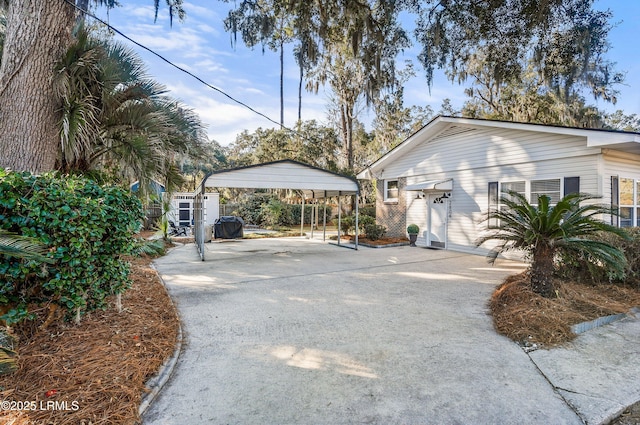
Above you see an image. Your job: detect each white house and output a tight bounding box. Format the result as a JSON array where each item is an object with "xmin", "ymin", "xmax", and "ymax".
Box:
[{"xmin": 357, "ymin": 116, "xmax": 640, "ymax": 256}]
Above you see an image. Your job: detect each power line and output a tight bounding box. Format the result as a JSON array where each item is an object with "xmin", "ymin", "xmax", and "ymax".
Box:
[{"xmin": 63, "ymin": 0, "xmax": 293, "ymax": 134}]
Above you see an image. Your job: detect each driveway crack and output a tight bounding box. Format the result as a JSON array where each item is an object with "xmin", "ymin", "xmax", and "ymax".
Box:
[{"xmin": 525, "ymin": 351, "xmax": 588, "ymax": 425}]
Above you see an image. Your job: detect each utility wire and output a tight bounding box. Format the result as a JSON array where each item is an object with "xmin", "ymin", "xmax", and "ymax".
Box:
[{"xmin": 63, "ymin": 0, "xmax": 295, "ymax": 133}]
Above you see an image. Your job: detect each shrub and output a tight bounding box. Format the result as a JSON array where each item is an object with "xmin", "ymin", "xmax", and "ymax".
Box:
[
  {"xmin": 237, "ymin": 194, "xmax": 332, "ymax": 227},
  {"xmin": 340, "ymin": 214, "xmax": 375, "ymax": 236},
  {"xmin": 359, "ymin": 205, "xmax": 376, "ymax": 218},
  {"xmin": 292, "ymin": 203, "xmax": 332, "ymax": 226},
  {"xmin": 557, "ymin": 228, "xmax": 640, "ymax": 287},
  {"xmin": 236, "ymin": 193, "xmax": 273, "ymax": 225},
  {"xmin": 0, "ymin": 169, "xmax": 143, "ymax": 324},
  {"xmin": 263, "ymin": 198, "xmax": 285, "ymax": 228},
  {"xmin": 407, "ymin": 224, "xmax": 419, "ymax": 234},
  {"xmin": 364, "ymin": 223, "xmax": 387, "ymax": 241},
  {"xmin": 340, "ymin": 215, "xmax": 354, "ymax": 235}
]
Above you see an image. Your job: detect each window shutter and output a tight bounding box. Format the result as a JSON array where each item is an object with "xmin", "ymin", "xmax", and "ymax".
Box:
[
  {"xmin": 563, "ymin": 177, "xmax": 580, "ymax": 196},
  {"xmin": 488, "ymin": 181, "xmax": 498, "ymax": 228},
  {"xmin": 611, "ymin": 176, "xmax": 619, "ymax": 226}
]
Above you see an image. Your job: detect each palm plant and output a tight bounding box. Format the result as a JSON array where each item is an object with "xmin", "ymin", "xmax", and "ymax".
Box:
[
  {"xmin": 54, "ymin": 26, "xmax": 207, "ymax": 198},
  {"xmin": 0, "ymin": 229, "xmax": 53, "ymax": 374},
  {"xmin": 0, "ymin": 229, "xmax": 53, "ymax": 263},
  {"xmin": 476, "ymin": 191, "xmax": 628, "ymax": 297}
]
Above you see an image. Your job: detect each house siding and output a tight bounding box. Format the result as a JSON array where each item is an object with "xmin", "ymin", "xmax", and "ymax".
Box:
[
  {"xmin": 378, "ymin": 127, "xmax": 601, "ymax": 181},
  {"xmin": 374, "ymin": 125, "xmax": 608, "ymax": 257},
  {"xmin": 601, "ymin": 151, "xmax": 640, "ymax": 225}
]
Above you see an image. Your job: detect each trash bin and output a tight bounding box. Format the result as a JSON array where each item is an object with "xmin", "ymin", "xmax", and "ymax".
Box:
[
  {"xmin": 214, "ymin": 216, "xmax": 244, "ymax": 239},
  {"xmin": 204, "ymin": 225, "xmax": 213, "ymax": 243}
]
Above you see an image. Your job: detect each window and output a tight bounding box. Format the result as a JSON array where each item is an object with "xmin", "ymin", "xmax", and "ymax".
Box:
[
  {"xmin": 489, "ymin": 177, "xmax": 579, "ymax": 226},
  {"xmin": 618, "ymin": 177, "xmax": 640, "ymax": 228},
  {"xmin": 500, "ymin": 181, "xmax": 525, "ymax": 204},
  {"xmin": 491, "ymin": 181, "xmax": 525, "ymax": 228},
  {"xmin": 531, "ymin": 179, "xmax": 561, "ymax": 205},
  {"xmin": 384, "ymin": 180, "xmax": 399, "ymax": 202},
  {"xmin": 178, "ymin": 202, "xmax": 191, "ymax": 227}
]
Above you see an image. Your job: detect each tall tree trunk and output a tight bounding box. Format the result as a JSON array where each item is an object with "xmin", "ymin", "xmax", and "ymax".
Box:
[
  {"xmin": 0, "ymin": 1, "xmax": 75, "ymax": 173},
  {"xmin": 298, "ymin": 55, "xmax": 303, "ymax": 122},
  {"xmin": 339, "ymin": 104, "xmax": 348, "ymax": 167},
  {"xmin": 530, "ymin": 245, "xmax": 556, "ymax": 297},
  {"xmin": 279, "ymin": 39, "xmax": 284, "ymax": 128}
]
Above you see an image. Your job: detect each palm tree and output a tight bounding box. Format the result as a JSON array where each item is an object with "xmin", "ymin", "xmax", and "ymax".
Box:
[
  {"xmin": 476, "ymin": 191, "xmax": 628, "ymax": 297},
  {"xmin": 54, "ymin": 27, "xmax": 207, "ymax": 197},
  {"xmin": 0, "ymin": 0, "xmax": 185, "ymax": 173}
]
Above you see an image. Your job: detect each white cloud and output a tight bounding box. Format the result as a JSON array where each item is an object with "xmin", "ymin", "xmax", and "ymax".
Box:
[
  {"xmin": 123, "ymin": 25, "xmax": 209, "ymax": 54},
  {"xmin": 183, "ymin": 2, "xmax": 222, "ymax": 20},
  {"xmin": 193, "ymin": 59, "xmax": 228, "ymax": 73}
]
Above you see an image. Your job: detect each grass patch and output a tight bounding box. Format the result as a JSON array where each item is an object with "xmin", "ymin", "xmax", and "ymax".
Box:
[{"xmin": 243, "ymin": 229, "xmax": 303, "ymax": 239}]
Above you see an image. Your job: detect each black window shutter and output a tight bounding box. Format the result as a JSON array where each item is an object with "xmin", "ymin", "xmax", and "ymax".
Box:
[
  {"xmin": 563, "ymin": 177, "xmax": 580, "ymax": 196},
  {"xmin": 488, "ymin": 182, "xmax": 498, "ymax": 228},
  {"xmin": 611, "ymin": 176, "xmax": 619, "ymax": 227}
]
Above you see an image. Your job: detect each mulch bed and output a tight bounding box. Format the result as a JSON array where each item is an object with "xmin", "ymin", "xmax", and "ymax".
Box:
[
  {"xmin": 340, "ymin": 235, "xmax": 409, "ymax": 246},
  {"xmin": 0, "ymin": 255, "xmax": 179, "ymax": 424},
  {"xmin": 490, "ymin": 272, "xmax": 640, "ymax": 347}
]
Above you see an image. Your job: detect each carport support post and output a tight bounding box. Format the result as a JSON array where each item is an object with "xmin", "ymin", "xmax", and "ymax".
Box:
[
  {"xmin": 322, "ymin": 191, "xmax": 327, "ymax": 241},
  {"xmin": 300, "ymin": 195, "xmax": 305, "ymax": 236},
  {"xmin": 310, "ymin": 200, "xmax": 314, "ymax": 239},
  {"xmin": 194, "ymin": 186, "xmax": 205, "ymax": 261},
  {"xmin": 337, "ymin": 194, "xmax": 342, "ymax": 246},
  {"xmin": 355, "ymin": 193, "xmax": 359, "ymax": 250}
]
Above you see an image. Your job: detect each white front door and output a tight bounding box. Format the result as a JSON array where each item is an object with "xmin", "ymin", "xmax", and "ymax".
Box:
[{"xmin": 427, "ymin": 192, "xmax": 449, "ymax": 249}]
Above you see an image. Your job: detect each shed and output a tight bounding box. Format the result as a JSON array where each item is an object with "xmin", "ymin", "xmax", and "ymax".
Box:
[
  {"xmin": 165, "ymin": 191, "xmax": 219, "ymax": 228},
  {"xmin": 193, "ymin": 160, "xmax": 360, "ymax": 260}
]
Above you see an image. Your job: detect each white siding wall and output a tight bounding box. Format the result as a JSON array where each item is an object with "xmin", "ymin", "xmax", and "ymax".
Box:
[
  {"xmin": 602, "ymin": 152, "xmax": 640, "ymax": 225},
  {"xmin": 603, "ymin": 152, "xmax": 640, "ymax": 187},
  {"xmin": 380, "ymin": 126, "xmax": 601, "ymax": 180},
  {"xmin": 390, "ymin": 126, "xmax": 603, "ymax": 258},
  {"xmin": 167, "ymin": 192, "xmax": 220, "ymax": 227}
]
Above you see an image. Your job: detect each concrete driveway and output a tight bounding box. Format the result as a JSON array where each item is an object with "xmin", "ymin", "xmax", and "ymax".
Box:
[{"xmin": 142, "ymin": 238, "xmax": 629, "ymax": 424}]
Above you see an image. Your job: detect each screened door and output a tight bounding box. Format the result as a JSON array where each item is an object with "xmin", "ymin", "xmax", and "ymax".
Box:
[{"xmin": 427, "ymin": 193, "xmax": 449, "ymax": 249}]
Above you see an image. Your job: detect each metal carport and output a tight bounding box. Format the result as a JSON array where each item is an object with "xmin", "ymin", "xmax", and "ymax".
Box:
[{"xmin": 193, "ymin": 160, "xmax": 360, "ymax": 260}]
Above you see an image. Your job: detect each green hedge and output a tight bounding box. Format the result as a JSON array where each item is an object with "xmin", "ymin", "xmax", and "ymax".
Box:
[
  {"xmin": 235, "ymin": 194, "xmax": 332, "ymax": 227},
  {"xmin": 0, "ymin": 169, "xmax": 143, "ymax": 324},
  {"xmin": 556, "ymin": 228, "xmax": 640, "ymax": 287}
]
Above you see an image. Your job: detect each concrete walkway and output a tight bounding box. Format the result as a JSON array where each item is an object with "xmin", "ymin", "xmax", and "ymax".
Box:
[{"xmin": 143, "ymin": 238, "xmax": 639, "ymax": 425}]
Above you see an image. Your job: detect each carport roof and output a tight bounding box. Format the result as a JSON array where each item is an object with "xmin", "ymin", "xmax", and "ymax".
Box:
[{"xmin": 199, "ymin": 159, "xmax": 359, "ymax": 198}]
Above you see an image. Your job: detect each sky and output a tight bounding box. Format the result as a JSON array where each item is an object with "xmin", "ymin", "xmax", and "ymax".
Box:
[{"xmin": 96, "ymin": 1, "xmax": 640, "ymax": 146}]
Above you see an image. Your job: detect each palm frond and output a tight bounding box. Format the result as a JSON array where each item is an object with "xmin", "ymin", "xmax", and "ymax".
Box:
[
  {"xmin": 0, "ymin": 230, "xmax": 54, "ymax": 263},
  {"xmin": 476, "ymin": 190, "xmax": 627, "ymax": 273}
]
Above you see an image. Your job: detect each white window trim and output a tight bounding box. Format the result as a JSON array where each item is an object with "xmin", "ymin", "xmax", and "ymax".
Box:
[
  {"xmin": 384, "ymin": 179, "xmax": 399, "ymax": 203},
  {"xmin": 498, "ymin": 178, "xmax": 563, "ymax": 205},
  {"xmin": 529, "ymin": 178, "xmax": 562, "ymax": 206},
  {"xmin": 618, "ymin": 176, "xmax": 640, "ymax": 228}
]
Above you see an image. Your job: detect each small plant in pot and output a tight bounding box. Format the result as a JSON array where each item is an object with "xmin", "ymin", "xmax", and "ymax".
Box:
[{"xmin": 407, "ymin": 224, "xmax": 419, "ymax": 247}]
